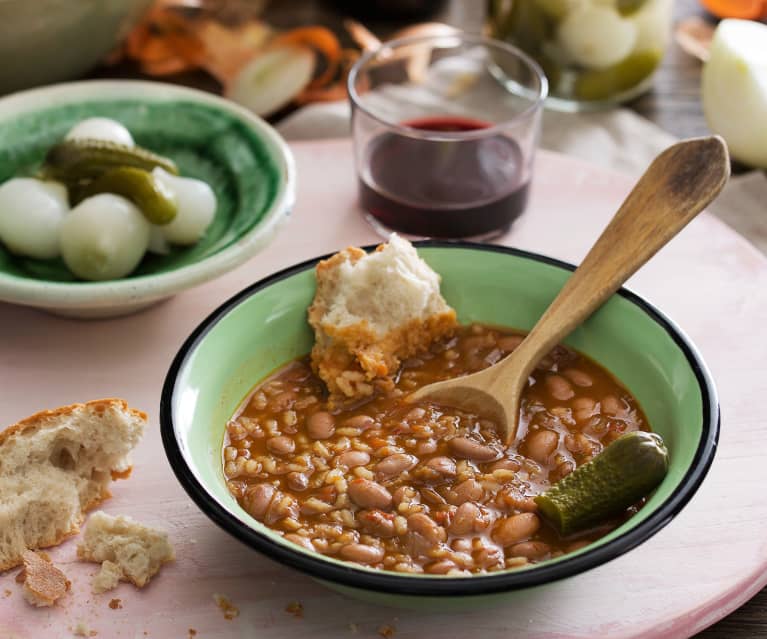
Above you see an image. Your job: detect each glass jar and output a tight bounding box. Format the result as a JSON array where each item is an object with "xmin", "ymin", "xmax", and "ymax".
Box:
[{"xmin": 486, "ymin": 0, "xmax": 673, "ymax": 110}]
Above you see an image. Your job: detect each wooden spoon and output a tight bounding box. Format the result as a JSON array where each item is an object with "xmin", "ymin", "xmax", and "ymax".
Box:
[{"xmin": 407, "ymin": 136, "xmax": 730, "ymax": 445}]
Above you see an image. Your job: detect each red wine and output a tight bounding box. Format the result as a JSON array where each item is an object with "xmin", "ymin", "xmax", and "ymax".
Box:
[{"xmin": 358, "ymin": 116, "xmax": 531, "ymax": 239}]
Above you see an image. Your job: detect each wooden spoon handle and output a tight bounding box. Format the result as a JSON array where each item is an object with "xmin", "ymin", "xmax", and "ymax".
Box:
[{"xmin": 512, "ymin": 136, "xmax": 730, "ymax": 382}]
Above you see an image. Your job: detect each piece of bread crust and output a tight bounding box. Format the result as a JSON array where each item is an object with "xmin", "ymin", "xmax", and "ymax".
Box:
[
  {"xmin": 78, "ymin": 511, "xmax": 175, "ymax": 591},
  {"xmin": 308, "ymin": 236, "xmax": 456, "ymax": 402},
  {"xmin": 18, "ymin": 550, "xmax": 70, "ymax": 607},
  {"xmin": 0, "ymin": 399, "xmax": 146, "ymax": 572}
]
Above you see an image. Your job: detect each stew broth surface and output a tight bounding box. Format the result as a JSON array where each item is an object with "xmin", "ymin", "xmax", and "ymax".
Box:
[{"xmin": 223, "ymin": 323, "xmax": 649, "ymax": 575}]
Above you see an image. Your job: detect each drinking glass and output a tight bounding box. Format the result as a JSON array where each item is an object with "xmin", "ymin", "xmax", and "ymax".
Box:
[{"xmin": 347, "ymin": 33, "xmax": 547, "ymax": 240}]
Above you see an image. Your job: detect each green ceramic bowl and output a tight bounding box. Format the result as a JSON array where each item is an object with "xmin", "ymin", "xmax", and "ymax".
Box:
[
  {"xmin": 160, "ymin": 243, "xmax": 718, "ymax": 608},
  {"xmin": 0, "ymin": 80, "xmax": 294, "ymax": 318}
]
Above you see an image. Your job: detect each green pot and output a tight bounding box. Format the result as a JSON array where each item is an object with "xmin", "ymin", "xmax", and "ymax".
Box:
[{"xmin": 160, "ymin": 242, "xmax": 718, "ymax": 609}]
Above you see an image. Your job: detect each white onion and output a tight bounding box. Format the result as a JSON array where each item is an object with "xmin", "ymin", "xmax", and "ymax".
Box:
[
  {"xmin": 226, "ymin": 44, "xmax": 315, "ymax": 117},
  {"xmin": 152, "ymin": 168, "xmax": 216, "ymax": 245},
  {"xmin": 0, "ymin": 178, "xmax": 69, "ymax": 259},
  {"xmin": 66, "ymin": 117, "xmax": 135, "ymax": 147},
  {"xmin": 558, "ymin": 5, "xmax": 637, "ymax": 70},
  {"xmin": 60, "ymin": 194, "xmax": 150, "ymax": 281},
  {"xmin": 630, "ymin": 0, "xmax": 673, "ymax": 53},
  {"xmin": 702, "ymin": 19, "xmax": 767, "ymax": 168}
]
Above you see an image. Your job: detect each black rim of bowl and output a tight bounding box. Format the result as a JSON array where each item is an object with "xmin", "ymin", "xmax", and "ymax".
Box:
[{"xmin": 160, "ymin": 241, "xmax": 720, "ymax": 597}]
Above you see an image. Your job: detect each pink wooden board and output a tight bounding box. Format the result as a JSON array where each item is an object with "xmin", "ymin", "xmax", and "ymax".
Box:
[{"xmin": 1, "ymin": 138, "xmax": 766, "ymax": 639}]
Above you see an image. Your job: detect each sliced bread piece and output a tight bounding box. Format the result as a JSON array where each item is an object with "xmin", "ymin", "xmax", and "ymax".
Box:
[
  {"xmin": 78, "ymin": 511, "xmax": 174, "ymax": 590},
  {"xmin": 18, "ymin": 550, "xmax": 70, "ymax": 607},
  {"xmin": 0, "ymin": 399, "xmax": 146, "ymax": 572},
  {"xmin": 308, "ymin": 234, "xmax": 457, "ymax": 401}
]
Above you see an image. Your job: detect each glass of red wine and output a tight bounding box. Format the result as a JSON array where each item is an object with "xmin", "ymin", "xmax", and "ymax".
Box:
[{"xmin": 348, "ymin": 33, "xmax": 547, "ymax": 240}]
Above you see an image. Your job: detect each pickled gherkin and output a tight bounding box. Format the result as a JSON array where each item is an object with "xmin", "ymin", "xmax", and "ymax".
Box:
[
  {"xmin": 574, "ymin": 50, "xmax": 662, "ymax": 101},
  {"xmin": 616, "ymin": 0, "xmax": 649, "ymax": 16},
  {"xmin": 44, "ymin": 138, "xmax": 178, "ymax": 183},
  {"xmin": 75, "ymin": 167, "xmax": 178, "ymax": 225},
  {"xmin": 535, "ymin": 431, "xmax": 669, "ymax": 536}
]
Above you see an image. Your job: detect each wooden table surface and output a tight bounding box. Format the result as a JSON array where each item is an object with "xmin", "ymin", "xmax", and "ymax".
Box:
[{"xmin": 76, "ymin": 1, "xmax": 767, "ymax": 636}]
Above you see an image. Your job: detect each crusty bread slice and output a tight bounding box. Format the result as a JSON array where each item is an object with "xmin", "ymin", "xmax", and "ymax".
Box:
[
  {"xmin": 78, "ymin": 511, "xmax": 174, "ymax": 591},
  {"xmin": 18, "ymin": 550, "xmax": 70, "ymax": 607},
  {"xmin": 0, "ymin": 399, "xmax": 146, "ymax": 572},
  {"xmin": 308, "ymin": 234, "xmax": 457, "ymax": 401}
]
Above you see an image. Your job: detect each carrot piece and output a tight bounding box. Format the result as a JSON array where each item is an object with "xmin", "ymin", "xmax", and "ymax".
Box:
[
  {"xmin": 700, "ymin": 0, "xmax": 767, "ymax": 18},
  {"xmin": 274, "ymin": 26, "xmax": 342, "ymax": 89},
  {"xmin": 141, "ymin": 56, "xmax": 197, "ymax": 76}
]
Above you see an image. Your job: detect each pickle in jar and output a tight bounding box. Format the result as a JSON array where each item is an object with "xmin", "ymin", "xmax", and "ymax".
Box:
[{"xmin": 574, "ymin": 49, "xmax": 662, "ymax": 101}]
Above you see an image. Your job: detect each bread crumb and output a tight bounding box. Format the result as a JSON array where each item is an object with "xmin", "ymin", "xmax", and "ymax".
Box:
[
  {"xmin": 188, "ymin": 630, "xmax": 197, "ymax": 638},
  {"xmin": 108, "ymin": 598, "xmax": 122, "ymax": 609},
  {"xmin": 378, "ymin": 624, "xmax": 396, "ymax": 638},
  {"xmin": 213, "ymin": 593, "xmax": 239, "ymax": 620},
  {"xmin": 73, "ymin": 621, "xmax": 92, "ymax": 637},
  {"xmin": 78, "ymin": 511, "xmax": 174, "ymax": 591},
  {"xmin": 308, "ymin": 235, "xmax": 456, "ymax": 403},
  {"xmin": 92, "ymin": 560, "xmax": 122, "ymax": 594},
  {"xmin": 19, "ymin": 550, "xmax": 70, "ymax": 607},
  {"xmin": 3, "ymin": 588, "xmax": 11, "ymax": 597},
  {"xmin": 285, "ymin": 600, "xmax": 303, "ymax": 618}
]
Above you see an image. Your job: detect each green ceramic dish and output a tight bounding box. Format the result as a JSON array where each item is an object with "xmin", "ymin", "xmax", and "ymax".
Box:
[
  {"xmin": 0, "ymin": 80, "xmax": 294, "ymax": 317},
  {"xmin": 160, "ymin": 243, "xmax": 718, "ymax": 608}
]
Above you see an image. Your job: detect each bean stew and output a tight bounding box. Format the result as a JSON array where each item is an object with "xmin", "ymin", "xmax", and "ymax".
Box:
[{"xmin": 223, "ymin": 323, "xmax": 650, "ymax": 575}]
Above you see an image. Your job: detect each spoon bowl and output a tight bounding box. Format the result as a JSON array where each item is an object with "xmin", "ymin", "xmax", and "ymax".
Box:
[{"xmin": 408, "ymin": 136, "xmax": 730, "ymax": 443}]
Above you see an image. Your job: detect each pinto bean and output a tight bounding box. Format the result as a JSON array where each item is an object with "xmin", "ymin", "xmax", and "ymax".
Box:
[
  {"xmin": 335, "ymin": 450, "xmax": 370, "ymax": 468},
  {"xmin": 286, "ymin": 471, "xmax": 309, "ymax": 491},
  {"xmin": 449, "ymin": 437, "xmax": 499, "ymax": 461},
  {"xmin": 545, "ymin": 374, "xmax": 575, "ymax": 401},
  {"xmin": 474, "ymin": 544, "xmax": 504, "ymax": 570},
  {"xmin": 339, "ymin": 543, "xmax": 384, "ymax": 564},
  {"xmin": 525, "ymin": 429, "xmax": 559, "ymax": 464},
  {"xmin": 407, "ymin": 513, "xmax": 447, "ymax": 544},
  {"xmin": 242, "ymin": 483, "xmax": 275, "ymax": 519},
  {"xmin": 269, "ymin": 390, "xmax": 296, "ymax": 411},
  {"xmin": 489, "ymin": 458, "xmax": 521, "ymax": 472},
  {"xmin": 392, "ymin": 485, "xmax": 419, "ymax": 506},
  {"xmin": 416, "ymin": 439, "xmax": 437, "ymax": 455},
  {"xmin": 266, "ymin": 436, "xmax": 295, "ymax": 455},
  {"xmin": 425, "ymin": 560, "xmax": 456, "ymax": 574},
  {"xmin": 493, "ymin": 513, "xmax": 541, "ymax": 547},
  {"xmin": 376, "ymin": 453, "xmax": 418, "ymax": 479},
  {"xmin": 342, "ymin": 414, "xmax": 376, "ymax": 430},
  {"xmin": 425, "ymin": 456, "xmax": 457, "ymax": 476},
  {"xmin": 449, "ymin": 502, "xmax": 482, "ymax": 535},
  {"xmin": 306, "ymin": 411, "xmax": 335, "ymax": 439},
  {"xmin": 405, "ymin": 407, "xmax": 426, "ymax": 421},
  {"xmin": 509, "ymin": 541, "xmax": 550, "ymax": 559},
  {"xmin": 449, "ymin": 478, "xmax": 484, "ymax": 505},
  {"xmin": 284, "ymin": 533, "xmax": 314, "ymax": 550},
  {"xmin": 563, "ymin": 368, "xmax": 593, "ymax": 387},
  {"xmin": 600, "ymin": 395, "xmax": 623, "ymax": 416},
  {"xmin": 358, "ymin": 510, "xmax": 396, "ymax": 538},
  {"xmin": 348, "ymin": 478, "xmax": 392, "ymax": 510},
  {"xmin": 264, "ymin": 492, "xmax": 298, "ymax": 523}
]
